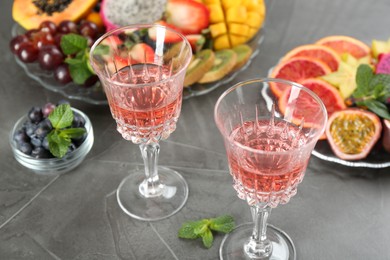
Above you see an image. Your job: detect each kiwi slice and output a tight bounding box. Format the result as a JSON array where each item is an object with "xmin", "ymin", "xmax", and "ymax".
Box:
[
  {"xmin": 198, "ymin": 49, "xmax": 237, "ymax": 84},
  {"xmin": 232, "ymin": 44, "xmax": 253, "ymax": 70},
  {"xmin": 184, "ymin": 49, "xmax": 215, "ymax": 87}
]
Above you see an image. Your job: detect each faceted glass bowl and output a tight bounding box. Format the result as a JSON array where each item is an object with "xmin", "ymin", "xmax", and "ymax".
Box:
[{"xmin": 9, "ymin": 108, "xmax": 94, "ymax": 175}]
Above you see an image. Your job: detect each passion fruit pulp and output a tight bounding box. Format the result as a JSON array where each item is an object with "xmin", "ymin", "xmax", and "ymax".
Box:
[{"xmin": 326, "ymin": 109, "xmax": 382, "ymax": 161}]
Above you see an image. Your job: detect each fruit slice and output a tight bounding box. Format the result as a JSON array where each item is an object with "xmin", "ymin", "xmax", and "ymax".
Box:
[
  {"xmin": 198, "ymin": 49, "xmax": 237, "ymax": 83},
  {"xmin": 13, "ymin": 0, "xmax": 98, "ymax": 30},
  {"xmin": 321, "ymin": 54, "xmax": 371, "ymax": 99},
  {"xmin": 149, "ymin": 21, "xmax": 183, "ymax": 43},
  {"xmin": 372, "ymin": 38, "xmax": 390, "ymax": 58},
  {"xmin": 232, "ymin": 44, "xmax": 253, "ymax": 70},
  {"xmin": 205, "ymin": 0, "xmax": 266, "ymax": 50},
  {"xmin": 383, "ymin": 119, "xmax": 390, "ymax": 153},
  {"xmin": 186, "ymin": 34, "xmax": 206, "ymax": 53},
  {"xmin": 269, "ymin": 57, "xmax": 332, "ymax": 97},
  {"xmin": 315, "ymin": 35, "xmax": 371, "ymax": 59},
  {"xmin": 326, "ymin": 109, "xmax": 382, "ymax": 160},
  {"xmin": 184, "ymin": 49, "xmax": 215, "ymax": 86},
  {"xmin": 281, "ymin": 44, "xmax": 340, "ymax": 71},
  {"xmin": 376, "ymin": 53, "xmax": 390, "ymax": 74},
  {"xmin": 100, "ymin": 0, "xmax": 166, "ymax": 31},
  {"xmin": 166, "ymin": 0, "xmax": 210, "ymax": 35}
]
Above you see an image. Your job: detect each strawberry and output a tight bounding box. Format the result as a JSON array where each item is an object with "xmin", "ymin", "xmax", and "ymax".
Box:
[
  {"xmin": 166, "ymin": 0, "xmax": 210, "ymax": 35},
  {"xmin": 185, "ymin": 34, "xmax": 205, "ymax": 53},
  {"xmin": 130, "ymin": 43, "xmax": 155, "ymax": 63},
  {"xmin": 148, "ymin": 20, "xmax": 183, "ymax": 43}
]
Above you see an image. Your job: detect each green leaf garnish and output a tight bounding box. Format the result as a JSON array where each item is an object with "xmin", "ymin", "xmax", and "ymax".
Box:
[
  {"xmin": 352, "ymin": 64, "xmax": 390, "ymax": 120},
  {"xmin": 48, "ymin": 104, "xmax": 74, "ymax": 129},
  {"xmin": 178, "ymin": 215, "xmax": 235, "ymax": 248},
  {"xmin": 61, "ymin": 34, "xmax": 88, "ymax": 55},
  {"xmin": 47, "ymin": 104, "xmax": 86, "ymax": 158},
  {"xmin": 60, "ymin": 34, "xmax": 96, "ymax": 85}
]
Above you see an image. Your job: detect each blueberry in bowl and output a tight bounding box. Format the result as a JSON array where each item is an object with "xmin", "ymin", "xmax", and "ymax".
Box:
[{"xmin": 9, "ymin": 102, "xmax": 94, "ymax": 175}]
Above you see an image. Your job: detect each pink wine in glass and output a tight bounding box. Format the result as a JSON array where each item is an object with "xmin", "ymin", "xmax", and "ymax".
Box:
[
  {"xmin": 227, "ymin": 119, "xmax": 310, "ymax": 207},
  {"xmin": 105, "ymin": 64, "xmax": 183, "ymax": 143}
]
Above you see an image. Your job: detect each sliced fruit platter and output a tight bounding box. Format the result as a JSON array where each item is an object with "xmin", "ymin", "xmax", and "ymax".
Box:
[
  {"xmin": 268, "ymin": 35, "xmax": 390, "ymax": 168},
  {"xmin": 10, "ymin": 0, "xmax": 266, "ymax": 104}
]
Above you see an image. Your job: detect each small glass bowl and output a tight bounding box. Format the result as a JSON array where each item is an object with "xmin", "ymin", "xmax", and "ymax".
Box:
[{"xmin": 9, "ymin": 108, "xmax": 94, "ymax": 175}]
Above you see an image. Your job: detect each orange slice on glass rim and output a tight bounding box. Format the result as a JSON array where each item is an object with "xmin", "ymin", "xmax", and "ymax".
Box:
[
  {"xmin": 315, "ymin": 35, "xmax": 371, "ymax": 59},
  {"xmin": 281, "ymin": 44, "xmax": 340, "ymax": 71},
  {"xmin": 269, "ymin": 57, "xmax": 332, "ymax": 97}
]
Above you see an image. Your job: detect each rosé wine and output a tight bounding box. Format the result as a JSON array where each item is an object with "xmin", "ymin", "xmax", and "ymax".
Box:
[
  {"xmin": 105, "ymin": 64, "xmax": 183, "ymax": 143},
  {"xmin": 227, "ymin": 119, "xmax": 310, "ymax": 206}
]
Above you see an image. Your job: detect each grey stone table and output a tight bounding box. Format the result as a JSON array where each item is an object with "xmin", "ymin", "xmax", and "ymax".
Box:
[{"xmin": 1, "ymin": 0, "xmax": 390, "ymax": 259}]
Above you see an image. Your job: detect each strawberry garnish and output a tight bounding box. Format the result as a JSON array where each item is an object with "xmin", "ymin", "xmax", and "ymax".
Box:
[
  {"xmin": 148, "ymin": 20, "xmax": 183, "ymax": 43},
  {"xmin": 166, "ymin": 0, "xmax": 210, "ymax": 35},
  {"xmin": 130, "ymin": 43, "xmax": 155, "ymax": 63}
]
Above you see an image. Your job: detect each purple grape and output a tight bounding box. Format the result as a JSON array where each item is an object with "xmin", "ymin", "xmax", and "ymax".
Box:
[
  {"xmin": 54, "ymin": 64, "xmax": 72, "ymax": 84},
  {"xmin": 58, "ymin": 20, "xmax": 78, "ymax": 34},
  {"xmin": 38, "ymin": 45, "xmax": 64, "ymax": 70},
  {"xmin": 39, "ymin": 21, "xmax": 57, "ymax": 35},
  {"xmin": 10, "ymin": 35, "xmax": 29, "ymax": 54},
  {"xmin": 17, "ymin": 42, "xmax": 39, "ymax": 63},
  {"xmin": 42, "ymin": 103, "xmax": 56, "ymax": 117},
  {"xmin": 28, "ymin": 107, "xmax": 43, "ymax": 123}
]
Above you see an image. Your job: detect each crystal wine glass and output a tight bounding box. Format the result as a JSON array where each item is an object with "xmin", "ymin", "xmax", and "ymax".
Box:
[
  {"xmin": 214, "ymin": 78, "xmax": 327, "ymax": 259},
  {"xmin": 90, "ymin": 24, "xmax": 192, "ymax": 221}
]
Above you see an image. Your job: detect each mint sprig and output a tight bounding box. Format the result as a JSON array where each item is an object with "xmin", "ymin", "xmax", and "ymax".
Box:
[
  {"xmin": 61, "ymin": 34, "xmax": 100, "ymax": 85},
  {"xmin": 47, "ymin": 104, "xmax": 86, "ymax": 158},
  {"xmin": 351, "ymin": 64, "xmax": 390, "ymax": 120},
  {"xmin": 178, "ymin": 215, "xmax": 235, "ymax": 248}
]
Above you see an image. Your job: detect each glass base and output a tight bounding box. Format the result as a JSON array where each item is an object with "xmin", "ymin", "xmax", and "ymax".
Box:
[
  {"xmin": 220, "ymin": 222, "xmax": 296, "ymax": 260},
  {"xmin": 116, "ymin": 166, "xmax": 189, "ymax": 221}
]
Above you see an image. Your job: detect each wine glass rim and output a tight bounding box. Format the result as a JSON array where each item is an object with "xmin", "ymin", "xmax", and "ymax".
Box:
[
  {"xmin": 89, "ymin": 24, "xmax": 192, "ymax": 88},
  {"xmin": 214, "ymin": 77, "xmax": 328, "ymax": 154}
]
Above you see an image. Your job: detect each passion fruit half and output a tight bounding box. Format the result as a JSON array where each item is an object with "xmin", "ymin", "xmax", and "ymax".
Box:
[{"xmin": 326, "ymin": 108, "xmax": 382, "ymax": 161}]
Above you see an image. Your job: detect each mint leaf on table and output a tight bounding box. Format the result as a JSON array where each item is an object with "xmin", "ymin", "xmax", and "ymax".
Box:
[
  {"xmin": 209, "ymin": 215, "xmax": 235, "ymax": 233},
  {"xmin": 61, "ymin": 34, "xmax": 88, "ymax": 55},
  {"xmin": 178, "ymin": 215, "xmax": 235, "ymax": 248},
  {"xmin": 48, "ymin": 104, "xmax": 73, "ymax": 129},
  {"xmin": 201, "ymin": 229, "xmax": 214, "ymax": 249}
]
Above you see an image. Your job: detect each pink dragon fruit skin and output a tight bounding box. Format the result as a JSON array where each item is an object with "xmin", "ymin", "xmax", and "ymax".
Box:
[
  {"xmin": 376, "ymin": 53, "xmax": 390, "ymax": 74},
  {"xmin": 100, "ymin": 0, "xmax": 168, "ymax": 32}
]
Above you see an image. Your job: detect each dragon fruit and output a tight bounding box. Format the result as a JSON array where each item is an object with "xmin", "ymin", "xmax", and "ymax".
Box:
[
  {"xmin": 100, "ymin": 0, "xmax": 168, "ymax": 32},
  {"xmin": 376, "ymin": 53, "xmax": 390, "ymax": 74}
]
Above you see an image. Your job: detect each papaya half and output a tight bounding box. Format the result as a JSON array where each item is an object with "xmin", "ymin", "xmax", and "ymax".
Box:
[{"xmin": 12, "ymin": 0, "xmax": 98, "ymax": 30}]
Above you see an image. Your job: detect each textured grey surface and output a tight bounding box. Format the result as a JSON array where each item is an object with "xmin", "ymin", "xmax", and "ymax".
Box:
[{"xmin": 1, "ymin": 0, "xmax": 390, "ymax": 259}]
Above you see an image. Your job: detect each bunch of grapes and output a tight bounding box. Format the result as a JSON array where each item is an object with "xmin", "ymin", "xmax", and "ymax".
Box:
[{"xmin": 9, "ymin": 20, "xmax": 100, "ymax": 86}]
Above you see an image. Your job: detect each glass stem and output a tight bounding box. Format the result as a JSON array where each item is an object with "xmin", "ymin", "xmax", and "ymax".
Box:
[
  {"xmin": 138, "ymin": 143, "xmax": 165, "ymax": 198},
  {"xmin": 244, "ymin": 205, "xmax": 273, "ymax": 258}
]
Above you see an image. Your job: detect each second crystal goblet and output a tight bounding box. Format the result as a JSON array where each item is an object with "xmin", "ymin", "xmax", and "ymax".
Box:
[
  {"xmin": 214, "ymin": 78, "xmax": 327, "ymax": 259},
  {"xmin": 90, "ymin": 24, "xmax": 192, "ymax": 221}
]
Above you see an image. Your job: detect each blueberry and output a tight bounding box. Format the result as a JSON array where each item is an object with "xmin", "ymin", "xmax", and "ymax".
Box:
[
  {"xmin": 23, "ymin": 121, "xmax": 37, "ymax": 138},
  {"xmin": 66, "ymin": 142, "xmax": 77, "ymax": 154},
  {"xmin": 31, "ymin": 147, "xmax": 52, "ymax": 159},
  {"xmin": 35, "ymin": 118, "xmax": 52, "ymax": 138},
  {"xmin": 42, "ymin": 136, "xmax": 50, "ymax": 150},
  {"xmin": 72, "ymin": 113, "xmax": 86, "ymax": 128},
  {"xmin": 18, "ymin": 142, "xmax": 33, "ymax": 155},
  {"xmin": 28, "ymin": 106, "xmax": 43, "ymax": 123},
  {"xmin": 30, "ymin": 136, "xmax": 42, "ymax": 148},
  {"xmin": 72, "ymin": 133, "xmax": 87, "ymax": 147},
  {"xmin": 14, "ymin": 129, "xmax": 30, "ymax": 143}
]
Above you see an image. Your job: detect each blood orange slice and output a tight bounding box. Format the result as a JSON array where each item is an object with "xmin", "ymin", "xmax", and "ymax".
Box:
[
  {"xmin": 316, "ymin": 35, "xmax": 370, "ymax": 59},
  {"xmin": 325, "ymin": 109, "xmax": 382, "ymax": 160},
  {"xmin": 278, "ymin": 78, "xmax": 344, "ymax": 135},
  {"xmin": 269, "ymin": 57, "xmax": 332, "ymax": 97},
  {"xmin": 281, "ymin": 44, "xmax": 340, "ymax": 71}
]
